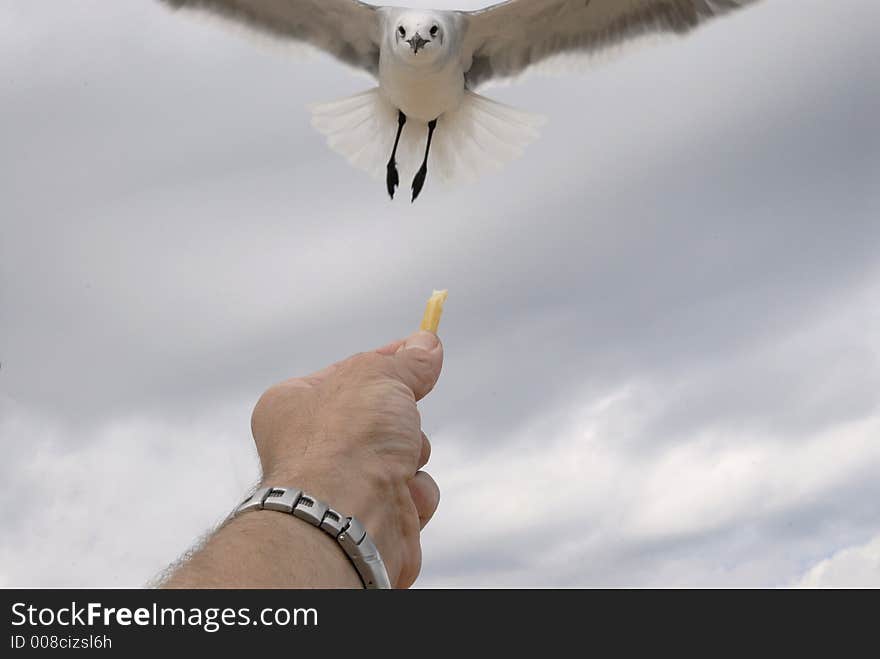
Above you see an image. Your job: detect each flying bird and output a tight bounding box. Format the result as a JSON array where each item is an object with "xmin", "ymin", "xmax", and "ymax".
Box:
[{"xmin": 161, "ymin": 0, "xmax": 758, "ymax": 201}]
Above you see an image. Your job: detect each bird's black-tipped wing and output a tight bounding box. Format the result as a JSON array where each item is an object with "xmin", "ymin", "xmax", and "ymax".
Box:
[
  {"xmin": 160, "ymin": 0, "xmax": 382, "ymax": 75},
  {"xmin": 462, "ymin": 0, "xmax": 758, "ymax": 88}
]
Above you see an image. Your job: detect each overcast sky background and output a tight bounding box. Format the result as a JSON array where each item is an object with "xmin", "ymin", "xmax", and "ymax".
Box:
[{"xmin": 1, "ymin": 0, "xmax": 878, "ymax": 587}]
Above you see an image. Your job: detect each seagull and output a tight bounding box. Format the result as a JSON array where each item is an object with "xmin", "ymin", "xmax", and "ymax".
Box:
[{"xmin": 160, "ymin": 1, "xmax": 758, "ymax": 201}]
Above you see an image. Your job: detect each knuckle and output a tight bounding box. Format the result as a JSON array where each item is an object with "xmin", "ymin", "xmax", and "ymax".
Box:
[
  {"xmin": 348, "ymin": 350, "xmax": 385, "ymax": 375},
  {"xmin": 251, "ymin": 380, "xmax": 312, "ymax": 437},
  {"xmin": 251, "ymin": 383, "xmax": 284, "ymax": 427},
  {"xmin": 398, "ymin": 353, "xmax": 436, "ymax": 394},
  {"xmin": 405, "ymin": 348, "xmax": 434, "ymax": 374},
  {"xmin": 420, "ymin": 432, "xmax": 431, "ymax": 464}
]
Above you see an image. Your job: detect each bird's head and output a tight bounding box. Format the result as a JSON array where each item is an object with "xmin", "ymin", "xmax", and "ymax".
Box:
[{"xmin": 390, "ymin": 11, "xmax": 449, "ymax": 65}]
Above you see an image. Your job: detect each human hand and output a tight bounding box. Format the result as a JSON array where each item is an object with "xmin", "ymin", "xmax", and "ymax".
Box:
[{"xmin": 250, "ymin": 330, "xmax": 443, "ymax": 588}]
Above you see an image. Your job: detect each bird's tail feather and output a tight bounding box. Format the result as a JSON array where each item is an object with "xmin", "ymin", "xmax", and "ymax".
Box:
[
  {"xmin": 309, "ymin": 88, "xmax": 398, "ymax": 179},
  {"xmin": 309, "ymin": 88, "xmax": 545, "ymax": 185},
  {"xmin": 431, "ymin": 91, "xmax": 546, "ymax": 183}
]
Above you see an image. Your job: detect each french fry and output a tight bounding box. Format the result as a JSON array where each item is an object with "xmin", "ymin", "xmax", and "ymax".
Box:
[{"xmin": 419, "ymin": 289, "xmax": 448, "ymax": 334}]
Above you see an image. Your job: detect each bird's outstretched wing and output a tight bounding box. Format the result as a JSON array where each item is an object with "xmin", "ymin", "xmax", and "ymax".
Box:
[
  {"xmin": 462, "ymin": 0, "xmax": 757, "ymax": 88},
  {"xmin": 160, "ymin": 0, "xmax": 382, "ymax": 75}
]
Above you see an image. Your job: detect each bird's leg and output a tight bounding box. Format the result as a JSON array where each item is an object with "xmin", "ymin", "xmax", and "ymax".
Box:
[
  {"xmin": 411, "ymin": 118, "xmax": 437, "ymax": 203},
  {"xmin": 386, "ymin": 110, "xmax": 407, "ymax": 199}
]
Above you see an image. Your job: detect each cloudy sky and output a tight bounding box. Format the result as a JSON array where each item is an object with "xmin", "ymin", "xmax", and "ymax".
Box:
[{"xmin": 1, "ymin": 0, "xmax": 878, "ymax": 587}]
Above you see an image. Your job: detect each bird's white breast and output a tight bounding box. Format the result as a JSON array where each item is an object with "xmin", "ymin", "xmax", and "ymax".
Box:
[{"xmin": 378, "ymin": 52, "xmax": 465, "ymax": 123}]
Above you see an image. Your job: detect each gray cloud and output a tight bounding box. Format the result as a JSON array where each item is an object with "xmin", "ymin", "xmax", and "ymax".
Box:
[{"xmin": 1, "ymin": 0, "xmax": 879, "ymax": 586}]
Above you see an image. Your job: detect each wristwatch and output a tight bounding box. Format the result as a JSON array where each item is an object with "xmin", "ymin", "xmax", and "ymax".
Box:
[{"xmin": 235, "ymin": 486, "xmax": 391, "ymax": 589}]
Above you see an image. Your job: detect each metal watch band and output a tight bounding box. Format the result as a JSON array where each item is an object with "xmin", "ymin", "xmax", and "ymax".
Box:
[{"xmin": 234, "ymin": 486, "xmax": 391, "ymax": 590}]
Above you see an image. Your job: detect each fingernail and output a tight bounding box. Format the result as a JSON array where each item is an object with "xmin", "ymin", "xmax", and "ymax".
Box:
[{"xmin": 402, "ymin": 330, "xmax": 439, "ymax": 352}]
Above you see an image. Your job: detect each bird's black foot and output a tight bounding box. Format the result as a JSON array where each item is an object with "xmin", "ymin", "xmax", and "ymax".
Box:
[
  {"xmin": 386, "ymin": 159, "xmax": 400, "ymax": 199},
  {"xmin": 411, "ymin": 163, "xmax": 428, "ymax": 202},
  {"xmin": 386, "ymin": 110, "xmax": 407, "ymax": 200},
  {"xmin": 411, "ymin": 118, "xmax": 437, "ymax": 203}
]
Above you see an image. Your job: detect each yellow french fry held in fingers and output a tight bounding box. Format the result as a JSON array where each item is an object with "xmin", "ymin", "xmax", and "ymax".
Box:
[{"xmin": 420, "ymin": 289, "xmax": 448, "ymax": 334}]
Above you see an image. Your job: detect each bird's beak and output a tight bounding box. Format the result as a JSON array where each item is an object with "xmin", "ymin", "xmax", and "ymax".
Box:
[{"xmin": 407, "ymin": 33, "xmax": 428, "ymax": 54}]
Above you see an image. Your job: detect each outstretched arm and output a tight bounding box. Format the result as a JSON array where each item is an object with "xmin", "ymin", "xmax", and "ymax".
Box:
[{"xmin": 160, "ymin": 330, "xmax": 443, "ymax": 588}]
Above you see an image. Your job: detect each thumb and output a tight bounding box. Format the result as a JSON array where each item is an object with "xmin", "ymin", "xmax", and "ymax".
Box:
[{"xmin": 389, "ymin": 330, "xmax": 444, "ymax": 401}]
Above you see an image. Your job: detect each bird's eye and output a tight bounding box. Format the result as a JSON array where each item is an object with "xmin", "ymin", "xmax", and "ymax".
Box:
[
  {"xmin": 430, "ymin": 25, "xmax": 439, "ymax": 37},
  {"xmin": 398, "ymin": 26, "xmax": 406, "ymax": 38}
]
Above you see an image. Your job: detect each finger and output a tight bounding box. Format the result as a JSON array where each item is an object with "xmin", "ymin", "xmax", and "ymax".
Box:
[
  {"xmin": 375, "ymin": 338, "xmax": 405, "ymax": 355},
  {"xmin": 389, "ymin": 331, "xmax": 444, "ymax": 401},
  {"xmin": 408, "ymin": 471, "xmax": 440, "ymax": 530},
  {"xmin": 295, "ymin": 361, "xmax": 341, "ymax": 387},
  {"xmin": 295, "ymin": 337, "xmax": 405, "ymax": 386},
  {"xmin": 418, "ymin": 431, "xmax": 431, "ymax": 470}
]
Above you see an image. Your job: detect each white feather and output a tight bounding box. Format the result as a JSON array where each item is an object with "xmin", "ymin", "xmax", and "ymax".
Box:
[{"xmin": 310, "ymin": 88, "xmax": 544, "ymax": 186}]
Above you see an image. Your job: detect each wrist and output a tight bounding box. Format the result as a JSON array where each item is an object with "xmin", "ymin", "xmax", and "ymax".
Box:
[
  {"xmin": 238, "ymin": 485, "xmax": 392, "ymax": 589},
  {"xmin": 161, "ymin": 499, "xmax": 362, "ymax": 589},
  {"xmin": 233, "ymin": 508, "xmax": 363, "ymax": 588},
  {"xmin": 259, "ymin": 465, "xmax": 394, "ymax": 541}
]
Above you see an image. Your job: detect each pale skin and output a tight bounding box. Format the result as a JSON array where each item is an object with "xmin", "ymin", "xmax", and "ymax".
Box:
[{"xmin": 161, "ymin": 330, "xmax": 443, "ymax": 588}]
